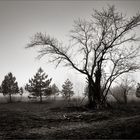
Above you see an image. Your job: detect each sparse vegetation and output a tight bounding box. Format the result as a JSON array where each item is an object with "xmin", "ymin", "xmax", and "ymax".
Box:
[{"xmin": 0, "ymin": 101, "xmax": 140, "ymax": 139}]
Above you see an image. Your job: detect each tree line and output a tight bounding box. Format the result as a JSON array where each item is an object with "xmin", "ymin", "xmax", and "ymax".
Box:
[{"xmin": 0, "ymin": 67, "xmax": 75, "ymax": 103}]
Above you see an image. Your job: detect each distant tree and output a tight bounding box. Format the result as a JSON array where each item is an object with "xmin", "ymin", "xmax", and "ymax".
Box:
[
  {"xmin": 19, "ymin": 87, "xmax": 24, "ymax": 101},
  {"xmin": 51, "ymin": 84, "xmax": 59, "ymax": 100},
  {"xmin": 61, "ymin": 79, "xmax": 74, "ymax": 101},
  {"xmin": 136, "ymin": 83, "xmax": 140, "ymax": 98},
  {"xmin": 25, "ymin": 68, "xmax": 52, "ymax": 102},
  {"xmin": 1, "ymin": 72, "xmax": 19, "ymax": 102},
  {"xmin": 111, "ymin": 76, "xmax": 136, "ymax": 104}
]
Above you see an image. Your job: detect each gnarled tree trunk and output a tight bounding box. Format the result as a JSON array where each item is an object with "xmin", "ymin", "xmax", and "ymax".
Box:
[{"xmin": 87, "ymin": 72, "xmax": 109, "ymax": 109}]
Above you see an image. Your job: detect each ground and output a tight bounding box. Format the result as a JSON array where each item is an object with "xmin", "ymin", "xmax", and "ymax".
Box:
[{"xmin": 0, "ymin": 100, "xmax": 140, "ymax": 139}]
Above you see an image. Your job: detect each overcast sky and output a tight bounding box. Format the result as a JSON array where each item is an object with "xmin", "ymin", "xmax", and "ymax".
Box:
[{"xmin": 0, "ymin": 1, "xmax": 140, "ymax": 93}]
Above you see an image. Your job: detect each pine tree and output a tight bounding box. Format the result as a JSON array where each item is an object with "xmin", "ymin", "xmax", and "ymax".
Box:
[
  {"xmin": 61, "ymin": 79, "xmax": 74, "ymax": 101},
  {"xmin": 26, "ymin": 67, "xmax": 52, "ymax": 102},
  {"xmin": 1, "ymin": 72, "xmax": 19, "ymax": 102}
]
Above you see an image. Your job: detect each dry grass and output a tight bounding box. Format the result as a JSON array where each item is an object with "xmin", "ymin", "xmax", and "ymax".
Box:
[{"xmin": 0, "ymin": 100, "xmax": 140, "ymax": 139}]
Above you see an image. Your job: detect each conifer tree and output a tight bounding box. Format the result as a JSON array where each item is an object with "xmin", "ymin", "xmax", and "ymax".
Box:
[
  {"xmin": 26, "ymin": 67, "xmax": 52, "ymax": 102},
  {"xmin": 61, "ymin": 79, "xmax": 74, "ymax": 101},
  {"xmin": 1, "ymin": 72, "xmax": 19, "ymax": 102}
]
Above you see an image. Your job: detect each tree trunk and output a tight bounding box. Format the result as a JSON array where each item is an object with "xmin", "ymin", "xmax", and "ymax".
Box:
[
  {"xmin": 87, "ymin": 74, "xmax": 108, "ymax": 109},
  {"xmin": 87, "ymin": 77, "xmax": 96, "ymax": 109}
]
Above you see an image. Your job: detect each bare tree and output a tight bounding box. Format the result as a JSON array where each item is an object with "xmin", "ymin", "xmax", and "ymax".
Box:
[
  {"xmin": 27, "ymin": 6, "xmax": 140, "ymax": 109},
  {"xmin": 111, "ymin": 75, "xmax": 136, "ymax": 104}
]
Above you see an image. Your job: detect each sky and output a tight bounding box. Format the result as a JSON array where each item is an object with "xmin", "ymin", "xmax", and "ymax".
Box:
[{"xmin": 0, "ymin": 0, "xmax": 140, "ymax": 94}]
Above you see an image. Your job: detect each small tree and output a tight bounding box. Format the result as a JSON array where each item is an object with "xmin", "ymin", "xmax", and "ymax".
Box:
[
  {"xmin": 111, "ymin": 76, "xmax": 136, "ymax": 104},
  {"xmin": 25, "ymin": 67, "xmax": 52, "ymax": 102},
  {"xmin": 1, "ymin": 72, "xmax": 19, "ymax": 102},
  {"xmin": 19, "ymin": 87, "xmax": 24, "ymax": 101},
  {"xmin": 61, "ymin": 79, "xmax": 74, "ymax": 101},
  {"xmin": 51, "ymin": 84, "xmax": 59, "ymax": 100}
]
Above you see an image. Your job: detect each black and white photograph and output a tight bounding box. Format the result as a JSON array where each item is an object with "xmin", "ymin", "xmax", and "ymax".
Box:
[{"xmin": 0, "ymin": 0, "xmax": 140, "ymax": 139}]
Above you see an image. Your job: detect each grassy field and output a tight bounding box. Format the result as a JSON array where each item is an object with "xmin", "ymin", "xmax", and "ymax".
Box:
[{"xmin": 0, "ymin": 100, "xmax": 140, "ymax": 139}]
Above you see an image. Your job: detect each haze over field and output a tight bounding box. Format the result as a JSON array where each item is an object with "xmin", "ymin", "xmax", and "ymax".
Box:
[{"xmin": 0, "ymin": 1, "xmax": 140, "ymax": 94}]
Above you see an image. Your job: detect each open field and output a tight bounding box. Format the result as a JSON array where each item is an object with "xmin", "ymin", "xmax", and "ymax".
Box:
[{"xmin": 0, "ymin": 100, "xmax": 140, "ymax": 139}]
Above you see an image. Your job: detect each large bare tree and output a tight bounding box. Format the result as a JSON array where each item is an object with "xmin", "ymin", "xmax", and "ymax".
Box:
[{"xmin": 27, "ymin": 6, "xmax": 140, "ymax": 108}]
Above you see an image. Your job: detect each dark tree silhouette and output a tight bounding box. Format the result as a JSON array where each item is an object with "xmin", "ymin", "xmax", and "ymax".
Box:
[
  {"xmin": 1, "ymin": 72, "xmax": 19, "ymax": 102},
  {"xmin": 25, "ymin": 67, "xmax": 52, "ymax": 102},
  {"xmin": 61, "ymin": 79, "xmax": 74, "ymax": 101},
  {"xmin": 27, "ymin": 6, "xmax": 140, "ymax": 108}
]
